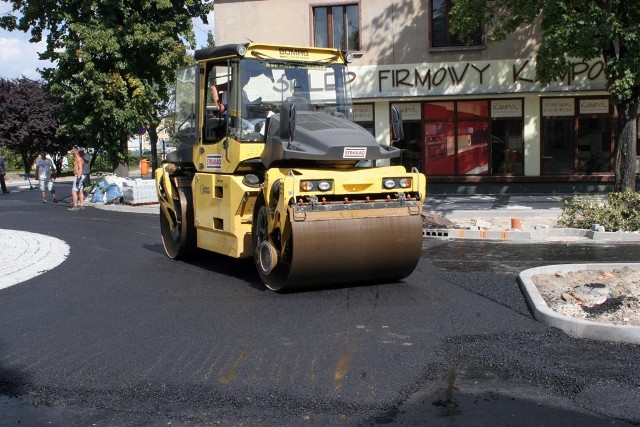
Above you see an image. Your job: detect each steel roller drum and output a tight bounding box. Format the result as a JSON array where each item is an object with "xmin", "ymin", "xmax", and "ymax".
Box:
[{"xmin": 269, "ymin": 210, "xmax": 423, "ymax": 291}]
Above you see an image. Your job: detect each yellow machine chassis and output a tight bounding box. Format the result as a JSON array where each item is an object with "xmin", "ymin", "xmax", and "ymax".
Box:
[
  {"xmin": 156, "ymin": 159, "xmax": 427, "ymax": 291},
  {"xmin": 156, "ymin": 42, "xmax": 428, "ymax": 291}
]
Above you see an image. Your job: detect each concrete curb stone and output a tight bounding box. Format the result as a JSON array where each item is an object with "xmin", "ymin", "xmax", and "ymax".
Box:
[
  {"xmin": 518, "ymin": 263, "xmax": 640, "ymax": 345},
  {"xmin": 423, "ymin": 227, "xmax": 640, "ymax": 242}
]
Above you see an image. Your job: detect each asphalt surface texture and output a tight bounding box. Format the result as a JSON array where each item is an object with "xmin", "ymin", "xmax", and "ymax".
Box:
[{"xmin": 0, "ymin": 175, "xmax": 639, "ymax": 426}]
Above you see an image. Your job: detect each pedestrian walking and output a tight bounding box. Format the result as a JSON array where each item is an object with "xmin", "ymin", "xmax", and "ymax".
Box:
[
  {"xmin": 35, "ymin": 150, "xmax": 57, "ymax": 203},
  {"xmin": 0, "ymin": 153, "xmax": 8, "ymax": 194},
  {"xmin": 68, "ymin": 148, "xmax": 85, "ymax": 211}
]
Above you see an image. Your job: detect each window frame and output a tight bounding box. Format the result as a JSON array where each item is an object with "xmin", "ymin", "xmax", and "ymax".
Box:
[
  {"xmin": 430, "ymin": 0, "xmax": 483, "ymax": 49},
  {"xmin": 541, "ymin": 97, "xmax": 615, "ymax": 175},
  {"xmin": 393, "ymin": 99, "xmax": 523, "ymax": 176},
  {"xmin": 312, "ymin": 3, "xmax": 361, "ymax": 52}
]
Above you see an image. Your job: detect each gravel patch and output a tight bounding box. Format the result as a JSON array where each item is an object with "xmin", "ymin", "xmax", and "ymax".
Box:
[{"xmin": 531, "ymin": 267, "xmax": 640, "ymax": 326}]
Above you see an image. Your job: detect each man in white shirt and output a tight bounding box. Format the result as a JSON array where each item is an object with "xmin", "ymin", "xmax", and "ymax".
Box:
[{"xmin": 35, "ymin": 150, "xmax": 57, "ymax": 203}]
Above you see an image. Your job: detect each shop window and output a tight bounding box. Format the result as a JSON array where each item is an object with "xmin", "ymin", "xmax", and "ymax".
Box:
[
  {"xmin": 424, "ymin": 102, "xmax": 455, "ymax": 119},
  {"xmin": 416, "ymin": 100, "xmax": 522, "ymax": 176},
  {"xmin": 313, "ymin": 4, "xmax": 360, "ymax": 51},
  {"xmin": 424, "ymin": 102, "xmax": 455, "ymax": 175},
  {"xmin": 359, "ymin": 124, "xmax": 374, "ymax": 136},
  {"xmin": 491, "ymin": 119, "xmax": 524, "ymax": 174},
  {"xmin": 457, "ymin": 121, "xmax": 489, "ymax": 174},
  {"xmin": 456, "ymin": 101, "xmax": 489, "ymax": 175},
  {"xmin": 422, "ymin": 100, "xmax": 490, "ymax": 175},
  {"xmin": 424, "ymin": 121, "xmax": 456, "ymax": 175},
  {"xmin": 353, "ymin": 103, "xmax": 374, "ymax": 136},
  {"xmin": 542, "ymin": 118, "xmax": 575, "ymax": 174},
  {"xmin": 542, "ymin": 97, "xmax": 614, "ymax": 175},
  {"xmin": 431, "ymin": 0, "xmax": 482, "ymax": 48},
  {"xmin": 577, "ymin": 117, "xmax": 611, "ymax": 173},
  {"xmin": 392, "ymin": 122, "xmax": 422, "ymax": 171}
]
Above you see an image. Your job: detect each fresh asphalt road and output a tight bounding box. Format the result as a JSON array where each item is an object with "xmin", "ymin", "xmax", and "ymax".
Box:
[{"xmin": 0, "ymin": 185, "xmax": 639, "ymax": 426}]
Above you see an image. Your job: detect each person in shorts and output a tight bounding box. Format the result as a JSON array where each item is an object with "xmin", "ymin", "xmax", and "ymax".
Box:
[
  {"xmin": 78, "ymin": 147, "xmax": 91, "ymax": 188},
  {"xmin": 68, "ymin": 148, "xmax": 85, "ymax": 211},
  {"xmin": 35, "ymin": 150, "xmax": 57, "ymax": 203},
  {"xmin": 0, "ymin": 153, "xmax": 8, "ymax": 194}
]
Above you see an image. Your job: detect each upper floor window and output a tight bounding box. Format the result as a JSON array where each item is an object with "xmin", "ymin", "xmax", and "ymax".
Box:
[
  {"xmin": 431, "ymin": 0, "xmax": 482, "ymax": 48},
  {"xmin": 313, "ymin": 4, "xmax": 360, "ymax": 51}
]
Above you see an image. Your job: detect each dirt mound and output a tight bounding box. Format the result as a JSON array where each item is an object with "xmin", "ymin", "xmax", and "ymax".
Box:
[{"xmin": 422, "ymin": 212, "xmax": 459, "ymax": 229}]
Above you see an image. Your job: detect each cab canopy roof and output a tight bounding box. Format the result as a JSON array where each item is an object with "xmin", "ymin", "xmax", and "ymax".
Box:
[
  {"xmin": 194, "ymin": 43, "xmax": 348, "ymax": 64},
  {"xmin": 194, "ymin": 43, "xmax": 244, "ymax": 61}
]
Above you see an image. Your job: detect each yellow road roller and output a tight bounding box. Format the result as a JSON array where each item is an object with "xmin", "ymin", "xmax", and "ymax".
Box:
[{"xmin": 156, "ymin": 43, "xmax": 426, "ymax": 291}]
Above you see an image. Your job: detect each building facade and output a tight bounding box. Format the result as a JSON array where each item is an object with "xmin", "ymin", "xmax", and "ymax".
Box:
[{"xmin": 214, "ymin": 0, "xmax": 637, "ymax": 185}]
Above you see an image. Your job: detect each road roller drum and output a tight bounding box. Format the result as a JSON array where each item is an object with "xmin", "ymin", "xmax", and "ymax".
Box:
[{"xmin": 265, "ymin": 210, "xmax": 423, "ymax": 291}]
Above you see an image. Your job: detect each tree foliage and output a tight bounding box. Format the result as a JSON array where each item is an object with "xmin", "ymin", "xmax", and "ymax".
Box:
[
  {"xmin": 450, "ymin": 0, "xmax": 639, "ymax": 191},
  {"xmin": 0, "ymin": 77, "xmax": 70, "ymax": 175},
  {"xmin": 0, "ymin": 0, "xmax": 213, "ymax": 175}
]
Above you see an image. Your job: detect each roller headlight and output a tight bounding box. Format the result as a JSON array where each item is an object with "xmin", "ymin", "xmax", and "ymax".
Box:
[
  {"xmin": 383, "ymin": 177, "xmax": 412, "ymax": 190},
  {"xmin": 300, "ymin": 180, "xmax": 332, "ymax": 192},
  {"xmin": 384, "ymin": 179, "xmax": 396, "ymax": 189},
  {"xmin": 318, "ymin": 181, "xmax": 331, "ymax": 191}
]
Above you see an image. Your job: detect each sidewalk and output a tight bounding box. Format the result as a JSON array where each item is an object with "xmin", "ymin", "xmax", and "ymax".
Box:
[
  {"xmin": 425, "ymin": 193, "xmax": 566, "ymax": 217},
  {"xmin": 423, "ymin": 193, "xmax": 640, "ymax": 242},
  {"xmin": 3, "ymin": 172, "xmax": 158, "ymax": 214}
]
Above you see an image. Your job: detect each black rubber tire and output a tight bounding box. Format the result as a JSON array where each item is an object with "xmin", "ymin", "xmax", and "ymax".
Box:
[
  {"xmin": 159, "ymin": 179, "xmax": 195, "ymax": 259},
  {"xmin": 252, "ymin": 196, "xmax": 290, "ymax": 291}
]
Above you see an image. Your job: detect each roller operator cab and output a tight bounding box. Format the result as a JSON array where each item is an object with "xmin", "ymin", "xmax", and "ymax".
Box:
[{"xmin": 156, "ymin": 43, "xmax": 427, "ymax": 291}]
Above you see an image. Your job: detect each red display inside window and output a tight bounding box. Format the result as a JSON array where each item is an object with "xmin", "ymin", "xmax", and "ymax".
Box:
[
  {"xmin": 424, "ymin": 121, "xmax": 455, "ymax": 175},
  {"xmin": 424, "ymin": 102, "xmax": 454, "ymax": 119},
  {"xmin": 457, "ymin": 101, "xmax": 489, "ymax": 119}
]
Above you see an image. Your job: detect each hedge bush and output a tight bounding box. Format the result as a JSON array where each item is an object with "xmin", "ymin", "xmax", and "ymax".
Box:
[
  {"xmin": 0, "ymin": 149, "xmax": 25, "ymax": 171},
  {"xmin": 558, "ymin": 189, "xmax": 640, "ymax": 232}
]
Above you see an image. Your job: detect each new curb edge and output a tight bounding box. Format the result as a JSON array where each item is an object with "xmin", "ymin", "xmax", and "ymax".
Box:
[{"xmin": 518, "ymin": 263, "xmax": 640, "ymax": 345}]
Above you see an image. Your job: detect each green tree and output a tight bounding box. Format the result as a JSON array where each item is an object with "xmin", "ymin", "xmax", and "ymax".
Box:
[
  {"xmin": 206, "ymin": 30, "xmax": 215, "ymax": 48},
  {"xmin": 450, "ymin": 0, "xmax": 639, "ymax": 191},
  {"xmin": 1, "ymin": 0, "xmax": 213, "ymax": 176},
  {"xmin": 0, "ymin": 78, "xmax": 69, "ymax": 176}
]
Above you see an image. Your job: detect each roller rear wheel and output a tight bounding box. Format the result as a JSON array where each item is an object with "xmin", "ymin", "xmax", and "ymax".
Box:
[
  {"xmin": 252, "ymin": 198, "xmax": 291, "ymax": 291},
  {"xmin": 159, "ymin": 176, "xmax": 195, "ymax": 259}
]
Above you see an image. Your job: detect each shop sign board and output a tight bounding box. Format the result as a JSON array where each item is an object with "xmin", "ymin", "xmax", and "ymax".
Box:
[
  {"xmin": 352, "ymin": 104, "xmax": 374, "ymax": 122},
  {"xmin": 579, "ymin": 98, "xmax": 609, "ymax": 114},
  {"xmin": 491, "ymin": 100, "xmax": 522, "ymax": 117},
  {"xmin": 391, "ymin": 103, "xmax": 421, "ymax": 121},
  {"xmin": 542, "ymin": 98, "xmax": 575, "ymax": 116},
  {"xmin": 350, "ymin": 59, "xmax": 607, "ymax": 98}
]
